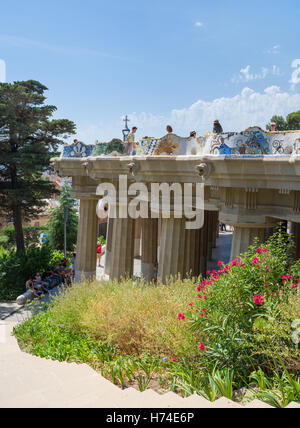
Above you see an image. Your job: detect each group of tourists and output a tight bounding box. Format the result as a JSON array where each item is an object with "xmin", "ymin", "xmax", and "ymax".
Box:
[
  {"xmin": 122, "ymin": 120, "xmax": 224, "ymax": 155},
  {"xmin": 25, "ymin": 257, "xmax": 75, "ymax": 299}
]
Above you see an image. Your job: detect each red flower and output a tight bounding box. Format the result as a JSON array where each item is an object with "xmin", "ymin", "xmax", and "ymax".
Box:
[
  {"xmin": 252, "ymin": 257, "xmax": 260, "ymax": 266},
  {"xmin": 178, "ymin": 313, "xmax": 185, "ymax": 321},
  {"xmin": 254, "ymin": 295, "xmax": 264, "ymax": 306},
  {"xmin": 198, "ymin": 343, "xmax": 206, "ymax": 351}
]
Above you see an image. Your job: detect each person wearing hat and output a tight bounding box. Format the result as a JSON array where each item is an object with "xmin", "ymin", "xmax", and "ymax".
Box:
[
  {"xmin": 123, "ymin": 127, "xmax": 138, "ymax": 155},
  {"xmin": 213, "ymin": 120, "xmax": 223, "ymax": 134}
]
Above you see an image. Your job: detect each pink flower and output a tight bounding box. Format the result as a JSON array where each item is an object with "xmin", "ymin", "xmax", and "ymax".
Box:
[
  {"xmin": 257, "ymin": 248, "xmax": 264, "ymax": 255},
  {"xmin": 292, "ymin": 283, "xmax": 297, "ymax": 289},
  {"xmin": 178, "ymin": 313, "xmax": 185, "ymax": 321},
  {"xmin": 232, "ymin": 259, "xmax": 238, "ymax": 267},
  {"xmin": 252, "ymin": 258, "xmax": 260, "ymax": 266},
  {"xmin": 198, "ymin": 343, "xmax": 206, "ymax": 351},
  {"xmin": 218, "ymin": 261, "xmax": 225, "ymax": 267},
  {"xmin": 254, "ymin": 295, "xmax": 264, "ymax": 306}
]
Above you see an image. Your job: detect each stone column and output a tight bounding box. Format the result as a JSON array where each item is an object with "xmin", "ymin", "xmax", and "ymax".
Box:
[
  {"xmin": 207, "ymin": 211, "xmax": 214, "ymax": 261},
  {"xmin": 212, "ymin": 211, "xmax": 219, "ymax": 249},
  {"xmin": 75, "ymin": 198, "xmax": 98, "ymax": 282},
  {"xmin": 109, "ymin": 217, "xmax": 135, "ymax": 280},
  {"xmin": 183, "ymin": 228, "xmax": 201, "ymax": 278},
  {"xmin": 291, "ymin": 222, "xmax": 300, "ymax": 259},
  {"xmin": 141, "ymin": 218, "xmax": 158, "ymax": 281},
  {"xmin": 104, "ymin": 217, "xmax": 114, "ymax": 276},
  {"xmin": 230, "ymin": 225, "xmax": 266, "ymax": 260},
  {"xmin": 199, "ymin": 211, "xmax": 209, "ymax": 275},
  {"xmin": 158, "ymin": 217, "xmax": 186, "ymax": 282},
  {"xmin": 134, "ymin": 218, "xmax": 142, "ymax": 258}
]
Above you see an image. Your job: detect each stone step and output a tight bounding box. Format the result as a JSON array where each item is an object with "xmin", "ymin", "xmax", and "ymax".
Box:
[
  {"xmin": 183, "ymin": 393, "xmax": 214, "ymax": 408},
  {"xmin": 210, "ymin": 397, "xmax": 243, "ymax": 408}
]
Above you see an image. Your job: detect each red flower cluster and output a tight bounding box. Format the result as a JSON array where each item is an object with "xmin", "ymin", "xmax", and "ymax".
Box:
[
  {"xmin": 254, "ymin": 295, "xmax": 264, "ymax": 306},
  {"xmin": 178, "ymin": 313, "xmax": 185, "ymax": 321}
]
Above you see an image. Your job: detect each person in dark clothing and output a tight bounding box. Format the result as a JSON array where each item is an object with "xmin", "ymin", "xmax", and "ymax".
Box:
[{"xmin": 213, "ymin": 120, "xmax": 223, "ymax": 134}]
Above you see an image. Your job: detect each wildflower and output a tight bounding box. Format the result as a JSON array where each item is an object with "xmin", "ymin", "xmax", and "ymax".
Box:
[
  {"xmin": 218, "ymin": 260, "xmax": 225, "ymax": 267},
  {"xmin": 232, "ymin": 259, "xmax": 238, "ymax": 267},
  {"xmin": 236, "ymin": 339, "xmax": 242, "ymax": 343},
  {"xmin": 202, "ymin": 308, "xmax": 207, "ymax": 313},
  {"xmin": 252, "ymin": 257, "xmax": 260, "ymax": 266},
  {"xmin": 198, "ymin": 343, "xmax": 206, "ymax": 351},
  {"xmin": 282, "ymin": 275, "xmax": 292, "ymax": 282},
  {"xmin": 206, "ymin": 271, "xmax": 211, "ymax": 275},
  {"xmin": 256, "ymin": 248, "xmax": 264, "ymax": 255},
  {"xmin": 171, "ymin": 358, "xmax": 177, "ymax": 362},
  {"xmin": 163, "ymin": 357, "xmax": 168, "ymax": 363},
  {"xmin": 292, "ymin": 283, "xmax": 297, "ymax": 289},
  {"xmin": 189, "ymin": 302, "xmax": 195, "ymax": 308},
  {"xmin": 178, "ymin": 313, "xmax": 185, "ymax": 321}
]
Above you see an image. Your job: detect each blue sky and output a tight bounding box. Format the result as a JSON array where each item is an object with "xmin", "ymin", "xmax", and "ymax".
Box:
[{"xmin": 1, "ymin": 0, "xmax": 300, "ymax": 142}]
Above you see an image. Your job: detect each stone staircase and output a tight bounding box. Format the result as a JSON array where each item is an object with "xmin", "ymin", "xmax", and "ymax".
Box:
[{"xmin": 0, "ymin": 322, "xmax": 299, "ymax": 409}]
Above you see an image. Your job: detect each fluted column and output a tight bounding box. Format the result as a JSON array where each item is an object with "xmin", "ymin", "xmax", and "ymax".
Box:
[
  {"xmin": 104, "ymin": 217, "xmax": 115, "ymax": 276},
  {"xmin": 291, "ymin": 222, "xmax": 300, "ymax": 259},
  {"xmin": 134, "ymin": 218, "xmax": 142, "ymax": 258},
  {"xmin": 158, "ymin": 217, "xmax": 186, "ymax": 282},
  {"xmin": 75, "ymin": 198, "xmax": 98, "ymax": 282},
  {"xmin": 141, "ymin": 218, "xmax": 158, "ymax": 281},
  {"xmin": 183, "ymin": 228, "xmax": 201, "ymax": 278},
  {"xmin": 109, "ymin": 217, "xmax": 135, "ymax": 280},
  {"xmin": 230, "ymin": 225, "xmax": 266, "ymax": 260}
]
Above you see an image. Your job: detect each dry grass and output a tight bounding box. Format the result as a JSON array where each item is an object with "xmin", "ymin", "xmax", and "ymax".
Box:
[{"xmin": 49, "ymin": 277, "xmax": 200, "ymax": 359}]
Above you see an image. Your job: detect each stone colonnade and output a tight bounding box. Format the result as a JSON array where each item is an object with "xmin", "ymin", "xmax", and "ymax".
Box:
[{"xmin": 75, "ymin": 199, "xmax": 300, "ymax": 282}]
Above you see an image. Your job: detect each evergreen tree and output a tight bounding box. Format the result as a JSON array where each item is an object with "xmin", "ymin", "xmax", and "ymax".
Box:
[
  {"xmin": 0, "ymin": 80, "xmax": 76, "ymax": 252},
  {"xmin": 46, "ymin": 181, "xmax": 78, "ymax": 252},
  {"xmin": 266, "ymin": 111, "xmax": 300, "ymax": 131}
]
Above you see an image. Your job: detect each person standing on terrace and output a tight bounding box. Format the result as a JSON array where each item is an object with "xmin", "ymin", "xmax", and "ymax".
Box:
[
  {"xmin": 123, "ymin": 127, "xmax": 138, "ymax": 155},
  {"xmin": 213, "ymin": 120, "xmax": 223, "ymax": 134}
]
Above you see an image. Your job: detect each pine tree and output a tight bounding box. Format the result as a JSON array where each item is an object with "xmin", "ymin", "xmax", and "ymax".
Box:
[
  {"xmin": 46, "ymin": 181, "xmax": 78, "ymax": 252},
  {"xmin": 0, "ymin": 80, "xmax": 76, "ymax": 252}
]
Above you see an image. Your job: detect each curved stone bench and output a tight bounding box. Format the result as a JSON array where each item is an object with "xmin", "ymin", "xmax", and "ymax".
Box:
[{"xmin": 16, "ymin": 290, "xmax": 35, "ymax": 306}]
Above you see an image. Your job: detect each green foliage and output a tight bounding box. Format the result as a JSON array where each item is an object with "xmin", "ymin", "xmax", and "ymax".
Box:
[
  {"xmin": 0, "ymin": 225, "xmax": 46, "ymax": 251},
  {"xmin": 92, "ymin": 139, "xmax": 124, "ymax": 156},
  {"xmin": 267, "ymin": 110, "xmax": 300, "ymax": 131},
  {"xmin": 0, "ymin": 245, "xmax": 64, "ymax": 300},
  {"xmin": 98, "ymin": 235, "xmax": 106, "ymax": 245},
  {"xmin": 46, "ymin": 182, "xmax": 78, "ymax": 252},
  {"xmin": 0, "ymin": 80, "xmax": 76, "ymax": 251}
]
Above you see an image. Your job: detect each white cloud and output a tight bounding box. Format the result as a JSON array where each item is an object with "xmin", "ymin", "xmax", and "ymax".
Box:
[
  {"xmin": 232, "ymin": 64, "xmax": 281, "ymax": 83},
  {"xmin": 195, "ymin": 22, "xmax": 204, "ymax": 27},
  {"xmin": 268, "ymin": 45, "xmax": 280, "ymax": 55},
  {"xmin": 290, "ymin": 59, "xmax": 300, "ymax": 90},
  {"xmin": 75, "ymin": 86, "xmax": 300, "ymax": 143}
]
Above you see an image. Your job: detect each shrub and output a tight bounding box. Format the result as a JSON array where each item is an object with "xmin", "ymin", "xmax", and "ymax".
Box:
[
  {"xmin": 182, "ymin": 234, "xmax": 300, "ymax": 378},
  {"xmin": 0, "ymin": 245, "xmax": 64, "ymax": 300},
  {"xmin": 0, "ymin": 225, "xmax": 46, "ymax": 251}
]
